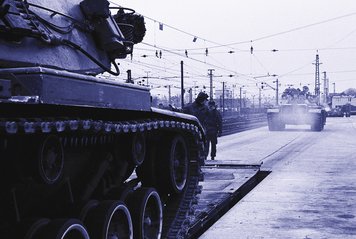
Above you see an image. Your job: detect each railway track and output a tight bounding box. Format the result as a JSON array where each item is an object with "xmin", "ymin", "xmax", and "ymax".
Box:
[{"xmin": 222, "ymin": 113, "xmax": 267, "ymax": 136}]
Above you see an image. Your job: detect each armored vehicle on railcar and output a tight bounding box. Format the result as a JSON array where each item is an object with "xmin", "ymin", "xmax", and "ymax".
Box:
[{"xmin": 0, "ymin": 0, "xmax": 205, "ymax": 238}]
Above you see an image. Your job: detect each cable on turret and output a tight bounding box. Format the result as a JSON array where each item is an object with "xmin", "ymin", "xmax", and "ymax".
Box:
[{"xmin": 62, "ymin": 39, "xmax": 120, "ymax": 76}]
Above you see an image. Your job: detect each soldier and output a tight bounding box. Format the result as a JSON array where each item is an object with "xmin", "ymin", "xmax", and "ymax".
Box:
[
  {"xmin": 182, "ymin": 92, "xmax": 209, "ymax": 129},
  {"xmin": 183, "ymin": 92, "xmax": 209, "ymax": 166},
  {"xmin": 205, "ymin": 100, "xmax": 222, "ymax": 160}
]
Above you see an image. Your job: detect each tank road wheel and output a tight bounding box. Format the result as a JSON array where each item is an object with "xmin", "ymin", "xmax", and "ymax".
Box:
[
  {"xmin": 36, "ymin": 219, "xmax": 90, "ymax": 239},
  {"xmin": 116, "ymin": 133, "xmax": 146, "ymax": 181},
  {"xmin": 126, "ymin": 187, "xmax": 163, "ymax": 239},
  {"xmin": 84, "ymin": 200, "xmax": 133, "ymax": 239},
  {"xmin": 119, "ymin": 133, "xmax": 146, "ymax": 166},
  {"xmin": 37, "ymin": 135, "xmax": 64, "ymax": 184},
  {"xmin": 159, "ymin": 135, "xmax": 188, "ymax": 194},
  {"xmin": 131, "ymin": 133, "xmax": 146, "ymax": 166}
]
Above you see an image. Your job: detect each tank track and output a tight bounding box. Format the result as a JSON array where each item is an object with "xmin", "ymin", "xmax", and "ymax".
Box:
[
  {"xmin": 163, "ymin": 143, "xmax": 203, "ymax": 238},
  {"xmin": 0, "ymin": 116, "xmax": 204, "ymax": 238}
]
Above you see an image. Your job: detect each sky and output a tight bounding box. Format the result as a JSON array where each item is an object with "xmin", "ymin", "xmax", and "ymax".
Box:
[{"xmin": 108, "ymin": 0, "xmax": 356, "ymax": 101}]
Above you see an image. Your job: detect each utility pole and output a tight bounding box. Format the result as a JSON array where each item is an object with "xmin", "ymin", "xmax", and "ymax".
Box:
[
  {"xmin": 275, "ymin": 79, "xmax": 279, "ymax": 105},
  {"xmin": 189, "ymin": 88, "xmax": 193, "ymax": 103},
  {"xmin": 243, "ymin": 91, "xmax": 246, "ymax": 108},
  {"xmin": 168, "ymin": 85, "xmax": 172, "ymax": 105},
  {"xmin": 222, "ymin": 82, "xmax": 226, "ymax": 115},
  {"xmin": 239, "ymin": 86, "xmax": 243, "ymax": 113},
  {"xmin": 322, "ymin": 71, "xmax": 329, "ymax": 104},
  {"xmin": 193, "ymin": 81, "xmax": 197, "ymax": 98},
  {"xmin": 208, "ymin": 69, "xmax": 215, "ymax": 100},
  {"xmin": 312, "ymin": 53, "xmax": 322, "ymax": 103},
  {"xmin": 258, "ymin": 87, "xmax": 262, "ymax": 108},
  {"xmin": 232, "ymin": 84, "xmax": 236, "ymax": 111},
  {"xmin": 332, "ymin": 82, "xmax": 336, "ymax": 94},
  {"xmin": 181, "ymin": 61, "xmax": 184, "ymax": 108}
]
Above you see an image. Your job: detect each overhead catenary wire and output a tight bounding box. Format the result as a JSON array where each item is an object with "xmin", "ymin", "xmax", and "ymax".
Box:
[
  {"xmin": 108, "ymin": 0, "xmax": 236, "ymax": 51},
  {"xmin": 109, "ymin": 1, "xmax": 356, "ymax": 94},
  {"xmin": 111, "ymin": 0, "xmax": 356, "ymax": 68},
  {"xmin": 131, "ymin": 9, "xmax": 356, "ymax": 52},
  {"xmin": 123, "ymin": 51, "xmax": 216, "ymax": 80},
  {"xmin": 139, "ymin": 42, "xmax": 254, "ymax": 80},
  {"xmin": 121, "ymin": 57, "xmax": 214, "ymax": 88},
  {"xmin": 197, "ymin": 11, "xmax": 356, "ymax": 49}
]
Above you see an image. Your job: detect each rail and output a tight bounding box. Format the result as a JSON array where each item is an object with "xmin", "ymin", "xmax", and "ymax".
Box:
[{"xmin": 221, "ymin": 113, "xmax": 267, "ymax": 136}]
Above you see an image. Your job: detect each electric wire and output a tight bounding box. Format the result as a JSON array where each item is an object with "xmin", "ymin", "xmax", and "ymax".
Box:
[
  {"xmin": 108, "ymin": 1, "xmax": 236, "ymax": 51},
  {"xmin": 122, "ymin": 54, "xmax": 208, "ymax": 81},
  {"xmin": 111, "ymin": 2, "xmax": 356, "ymax": 79},
  {"xmin": 123, "ymin": 56, "xmax": 220, "ymax": 88},
  {"xmin": 197, "ymin": 11, "xmax": 356, "ymax": 49},
  {"xmin": 252, "ymin": 54, "xmax": 271, "ymax": 75},
  {"xmin": 109, "ymin": 1, "xmax": 356, "ymax": 91},
  {"xmin": 140, "ymin": 42, "xmax": 253, "ymax": 79}
]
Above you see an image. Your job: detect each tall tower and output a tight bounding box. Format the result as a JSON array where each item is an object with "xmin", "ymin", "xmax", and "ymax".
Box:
[{"xmin": 313, "ymin": 53, "xmax": 322, "ymax": 103}]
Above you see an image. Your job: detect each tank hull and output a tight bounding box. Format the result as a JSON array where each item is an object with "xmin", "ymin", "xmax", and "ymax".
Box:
[
  {"xmin": 0, "ymin": 67, "xmax": 151, "ymax": 110},
  {"xmin": 0, "ymin": 67, "xmax": 205, "ymax": 239}
]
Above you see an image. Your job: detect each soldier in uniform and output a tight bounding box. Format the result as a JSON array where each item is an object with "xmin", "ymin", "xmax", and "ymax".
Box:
[
  {"xmin": 205, "ymin": 100, "xmax": 222, "ymax": 160},
  {"xmin": 183, "ymin": 92, "xmax": 209, "ymax": 164},
  {"xmin": 182, "ymin": 92, "xmax": 209, "ymax": 129}
]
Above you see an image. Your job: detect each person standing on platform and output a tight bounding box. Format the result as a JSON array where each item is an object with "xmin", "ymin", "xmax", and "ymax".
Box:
[
  {"xmin": 205, "ymin": 100, "xmax": 222, "ymax": 160},
  {"xmin": 183, "ymin": 92, "xmax": 209, "ymax": 166}
]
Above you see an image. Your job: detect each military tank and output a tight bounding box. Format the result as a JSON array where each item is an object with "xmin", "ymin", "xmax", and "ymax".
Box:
[
  {"xmin": 267, "ymin": 86, "xmax": 327, "ymax": 131},
  {"xmin": 0, "ymin": 0, "xmax": 205, "ymax": 238}
]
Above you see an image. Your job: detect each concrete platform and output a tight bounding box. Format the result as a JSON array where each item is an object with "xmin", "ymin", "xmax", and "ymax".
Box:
[
  {"xmin": 200, "ymin": 118, "xmax": 356, "ymax": 239},
  {"xmin": 187, "ymin": 162, "xmax": 263, "ymax": 238}
]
